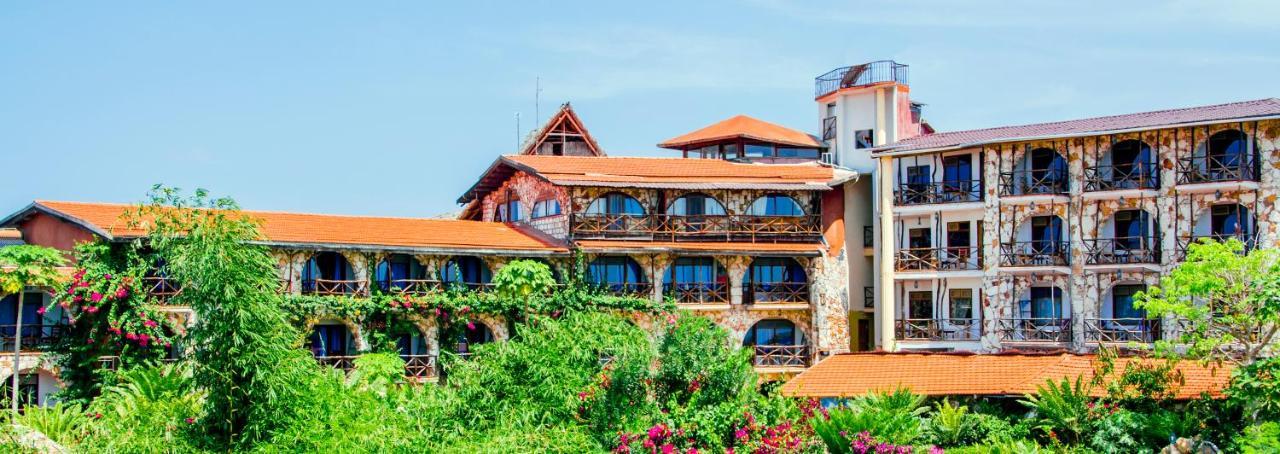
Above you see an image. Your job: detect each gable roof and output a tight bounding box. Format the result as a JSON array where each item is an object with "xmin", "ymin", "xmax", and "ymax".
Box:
[
  {"xmin": 876, "ymin": 98, "xmax": 1280, "ymax": 155},
  {"xmin": 459, "ymin": 155, "xmax": 855, "ymax": 203},
  {"xmin": 1, "ymin": 201, "xmax": 566, "ymax": 254},
  {"xmin": 519, "ymin": 103, "xmax": 604, "ymax": 156},
  {"xmin": 780, "ymin": 352, "xmax": 1231, "ymax": 399},
  {"xmin": 658, "ymin": 115, "xmax": 823, "ymax": 149}
]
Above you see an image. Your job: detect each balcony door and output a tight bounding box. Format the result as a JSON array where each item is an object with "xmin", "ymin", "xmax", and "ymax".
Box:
[
  {"xmin": 1111, "ymin": 140, "xmax": 1152, "ymax": 187},
  {"xmin": 1030, "ymin": 148, "xmax": 1067, "ymax": 186},
  {"xmin": 1113, "ymin": 210, "xmax": 1149, "ymax": 251},
  {"xmin": 309, "ymin": 324, "xmax": 349, "ymax": 357},
  {"xmin": 1031, "ymin": 216, "xmax": 1063, "ymax": 254},
  {"xmin": 1210, "ymin": 204, "xmax": 1251, "ymax": 238},
  {"xmin": 946, "ymin": 222, "xmax": 971, "ymax": 267},
  {"xmin": 1028, "ymin": 287, "xmax": 1065, "ymax": 321},
  {"xmin": 1111, "ymin": 284, "xmax": 1146, "ymax": 322},
  {"xmin": 1207, "ymin": 130, "xmax": 1250, "ymax": 176},
  {"xmin": 744, "ymin": 319, "xmax": 800, "ymax": 346},
  {"xmin": 942, "ymin": 155, "xmax": 972, "ymax": 198},
  {"xmin": 907, "ymin": 291, "xmax": 933, "ymax": 319},
  {"xmin": 905, "ymin": 165, "xmax": 930, "ymax": 203}
]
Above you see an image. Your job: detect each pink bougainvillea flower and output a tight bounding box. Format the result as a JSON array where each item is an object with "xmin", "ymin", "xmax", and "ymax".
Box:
[
  {"xmin": 85, "ymin": 306, "xmax": 99, "ymax": 314},
  {"xmin": 125, "ymin": 332, "xmax": 137, "ymax": 340},
  {"xmin": 185, "ymin": 417, "xmax": 195, "ymax": 424},
  {"xmin": 36, "ymin": 306, "xmax": 46, "ymax": 315},
  {"xmin": 467, "ymin": 322, "xmax": 476, "ymax": 331},
  {"xmin": 143, "ymin": 320, "xmax": 157, "ymax": 328},
  {"xmin": 660, "ymin": 444, "xmax": 674, "ymax": 454},
  {"xmin": 734, "ymin": 428, "xmax": 748, "ymax": 440},
  {"xmin": 686, "ymin": 448, "xmax": 699, "ymax": 454},
  {"xmin": 114, "ymin": 288, "xmax": 128, "ymax": 299},
  {"xmin": 90, "ymin": 292, "xmax": 103, "ymax": 303},
  {"xmin": 67, "ymin": 287, "xmax": 75, "ymax": 295},
  {"xmin": 103, "ymin": 273, "xmax": 112, "ymax": 280}
]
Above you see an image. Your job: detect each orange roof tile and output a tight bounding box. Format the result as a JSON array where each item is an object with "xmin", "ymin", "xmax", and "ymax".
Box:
[
  {"xmin": 504, "ymin": 155, "xmax": 843, "ymax": 186},
  {"xmin": 575, "ymin": 240, "xmax": 825, "ymax": 255},
  {"xmin": 10, "ymin": 201, "xmax": 566, "ymax": 253},
  {"xmin": 781, "ymin": 352, "xmax": 1232, "ymax": 400},
  {"xmin": 658, "ymin": 115, "xmax": 822, "ymax": 149},
  {"xmin": 0, "ymin": 229, "xmax": 20, "ymax": 240}
]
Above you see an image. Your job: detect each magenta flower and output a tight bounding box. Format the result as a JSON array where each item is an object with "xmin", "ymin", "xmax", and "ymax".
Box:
[
  {"xmin": 929, "ymin": 447, "xmax": 945, "ymax": 454},
  {"xmin": 103, "ymin": 273, "xmax": 112, "ymax": 280},
  {"xmin": 90, "ymin": 292, "xmax": 103, "ymax": 303},
  {"xmin": 734, "ymin": 428, "xmax": 748, "ymax": 440},
  {"xmin": 36, "ymin": 306, "xmax": 46, "ymax": 315},
  {"xmin": 660, "ymin": 444, "xmax": 674, "ymax": 454},
  {"xmin": 185, "ymin": 417, "xmax": 195, "ymax": 424},
  {"xmin": 85, "ymin": 306, "xmax": 99, "ymax": 314},
  {"xmin": 467, "ymin": 322, "xmax": 476, "ymax": 331}
]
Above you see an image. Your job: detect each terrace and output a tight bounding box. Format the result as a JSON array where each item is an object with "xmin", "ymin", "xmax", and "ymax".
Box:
[
  {"xmin": 814, "ymin": 60, "xmax": 909, "ymax": 98},
  {"xmin": 894, "ymin": 318, "xmax": 981, "ymax": 342}
]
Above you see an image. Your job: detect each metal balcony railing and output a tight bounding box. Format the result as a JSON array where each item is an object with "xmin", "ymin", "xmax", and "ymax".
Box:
[
  {"xmin": 895, "ymin": 318, "xmax": 981, "ymax": 341},
  {"xmin": 815, "ymin": 61, "xmax": 909, "ymax": 98},
  {"xmin": 999, "ymin": 169, "xmax": 1068, "ymax": 196},
  {"xmin": 894, "ymin": 180, "xmax": 983, "ymax": 205},
  {"xmin": 1000, "ymin": 241, "xmax": 1070, "ymax": 267},
  {"xmin": 663, "ymin": 282, "xmax": 730, "ymax": 305},
  {"xmin": 1084, "ymin": 318, "xmax": 1160, "ymax": 344},
  {"xmin": 1083, "ymin": 164, "xmax": 1159, "ymax": 192},
  {"xmin": 750, "ymin": 344, "xmax": 810, "ymax": 368},
  {"xmin": 1176, "ymin": 154, "xmax": 1259, "ymax": 184},
  {"xmin": 996, "ymin": 318, "xmax": 1073, "ymax": 343},
  {"xmin": 1082, "ymin": 237, "xmax": 1160, "ymax": 265},
  {"xmin": 745, "ymin": 282, "xmax": 809, "ymax": 305},
  {"xmin": 895, "ymin": 247, "xmax": 982, "ymax": 271},
  {"xmin": 570, "ymin": 214, "xmax": 822, "ymax": 241}
]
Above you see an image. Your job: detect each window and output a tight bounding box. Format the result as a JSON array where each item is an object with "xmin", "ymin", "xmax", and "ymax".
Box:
[
  {"xmin": 1211, "ymin": 204, "xmax": 1250, "ymax": 237},
  {"xmin": 309, "ymin": 324, "xmax": 349, "ymax": 357},
  {"xmin": 744, "ymin": 319, "xmax": 799, "ymax": 346},
  {"xmin": 303, "ymin": 252, "xmax": 350, "ymax": 282},
  {"xmin": 746, "ymin": 258, "xmax": 806, "ymax": 284},
  {"xmin": 587, "ymin": 256, "xmax": 646, "ymax": 289},
  {"xmin": 668, "ymin": 193, "xmax": 726, "ymax": 216},
  {"xmin": 441, "ymin": 256, "xmax": 491, "ymax": 285},
  {"xmin": 723, "ymin": 143, "xmax": 740, "ymax": 160},
  {"xmin": 747, "ymin": 194, "xmax": 805, "ymax": 216},
  {"xmin": 506, "ymin": 200, "xmax": 521, "ymax": 222},
  {"xmin": 908, "ymin": 291, "xmax": 933, "ymax": 319},
  {"xmin": 1112, "ymin": 284, "xmax": 1146, "ymax": 320},
  {"xmin": 1028, "ymin": 287, "xmax": 1064, "ymax": 320},
  {"xmin": 396, "ymin": 333, "xmax": 429, "ymax": 357},
  {"xmin": 375, "ymin": 254, "xmax": 423, "ymax": 290},
  {"xmin": 1110, "ymin": 140, "xmax": 1151, "ymax": 182},
  {"xmin": 585, "ymin": 193, "xmax": 645, "ymax": 216},
  {"xmin": 695, "ymin": 145, "xmax": 719, "ymax": 159},
  {"xmin": 531, "ymin": 199, "xmax": 562, "ymax": 218},
  {"xmin": 1030, "ymin": 216, "xmax": 1063, "ymax": 253},
  {"xmin": 0, "ymin": 373, "xmax": 37, "ymax": 408},
  {"xmin": 494, "ymin": 204, "xmax": 507, "ymax": 222},
  {"xmin": 551, "ymin": 142, "xmax": 564, "ymax": 156},
  {"xmin": 1113, "ymin": 210, "xmax": 1149, "ymax": 250},
  {"xmin": 854, "ymin": 129, "xmax": 874, "ymax": 149},
  {"xmin": 908, "ymin": 228, "xmax": 931, "ymax": 249},
  {"xmin": 949, "ymin": 289, "xmax": 973, "ymax": 319},
  {"xmin": 0, "ymin": 292, "xmax": 44, "ymax": 328},
  {"xmin": 1208, "ymin": 129, "xmax": 1249, "ymax": 168},
  {"xmin": 777, "ymin": 148, "xmax": 820, "ymax": 159},
  {"xmin": 744, "ymin": 144, "xmax": 773, "ymax": 158},
  {"xmin": 942, "ymin": 155, "xmax": 972, "ymax": 187},
  {"xmin": 457, "ymin": 322, "xmax": 494, "ymax": 353},
  {"xmin": 664, "ymin": 257, "xmax": 726, "ymax": 285},
  {"xmin": 946, "ymin": 222, "xmax": 971, "ymax": 248},
  {"xmin": 906, "ymin": 165, "xmax": 931, "ymax": 186}
]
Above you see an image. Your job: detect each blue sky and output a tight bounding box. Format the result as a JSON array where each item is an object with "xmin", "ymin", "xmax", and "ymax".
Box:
[{"xmin": 3, "ymin": 1, "xmax": 1277, "ymax": 217}]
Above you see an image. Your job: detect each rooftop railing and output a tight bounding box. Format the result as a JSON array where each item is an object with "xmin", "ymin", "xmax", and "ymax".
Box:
[
  {"xmin": 815, "ymin": 61, "xmax": 909, "ymax": 98},
  {"xmin": 894, "ymin": 180, "xmax": 983, "ymax": 205},
  {"xmin": 570, "ymin": 214, "xmax": 822, "ymax": 241}
]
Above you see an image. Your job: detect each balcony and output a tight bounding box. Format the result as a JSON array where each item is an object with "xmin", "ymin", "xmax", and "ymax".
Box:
[
  {"xmin": 0, "ymin": 325, "xmax": 67, "ymax": 351},
  {"xmin": 750, "ymin": 344, "xmax": 810, "ymax": 368},
  {"xmin": 378, "ymin": 279, "xmax": 442, "ymax": 295},
  {"xmin": 664, "ymin": 282, "xmax": 730, "ymax": 305},
  {"xmin": 593, "ymin": 282, "xmax": 653, "ymax": 298},
  {"xmin": 1084, "ymin": 319, "xmax": 1160, "ymax": 344},
  {"xmin": 745, "ymin": 282, "xmax": 809, "ymax": 305},
  {"xmin": 1176, "ymin": 155, "xmax": 1258, "ymax": 185},
  {"xmin": 814, "ymin": 61, "xmax": 909, "ymax": 98},
  {"xmin": 895, "ymin": 247, "xmax": 982, "ymax": 272},
  {"xmin": 1177, "ymin": 233, "xmax": 1258, "ymax": 260},
  {"xmin": 895, "ymin": 318, "xmax": 981, "ymax": 341},
  {"xmin": 822, "ymin": 116, "xmax": 837, "ymax": 141},
  {"xmin": 402, "ymin": 354, "xmax": 439, "ymax": 380},
  {"xmin": 1082, "ymin": 237, "xmax": 1160, "ymax": 266},
  {"xmin": 1083, "ymin": 164, "xmax": 1159, "ymax": 192},
  {"xmin": 894, "ymin": 181, "xmax": 983, "ymax": 206},
  {"xmin": 142, "ymin": 276, "xmax": 182, "ymax": 305},
  {"xmin": 996, "ymin": 318, "xmax": 1073, "ymax": 343},
  {"xmin": 999, "ymin": 170, "xmax": 1068, "ymax": 197},
  {"xmin": 999, "ymin": 241, "xmax": 1070, "ymax": 267},
  {"xmin": 301, "ymin": 279, "xmax": 370, "ymax": 297},
  {"xmin": 569, "ymin": 214, "xmax": 822, "ymax": 241}
]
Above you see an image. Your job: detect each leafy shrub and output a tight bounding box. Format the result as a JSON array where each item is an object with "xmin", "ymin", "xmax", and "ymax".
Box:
[
  {"xmin": 8, "ymin": 402, "xmax": 92, "ymax": 447},
  {"xmin": 1020, "ymin": 375, "xmax": 1094, "ymax": 443},
  {"xmin": 811, "ymin": 388, "xmax": 927, "ymax": 451},
  {"xmin": 1234, "ymin": 421, "xmax": 1280, "ymax": 453},
  {"xmin": 924, "ymin": 399, "xmax": 980, "ymax": 447},
  {"xmin": 1086, "ymin": 409, "xmax": 1146, "ymax": 453}
]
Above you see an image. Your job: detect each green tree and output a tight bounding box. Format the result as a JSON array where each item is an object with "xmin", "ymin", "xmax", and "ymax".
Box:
[
  {"xmin": 1137, "ymin": 239, "xmax": 1279, "ymax": 365},
  {"xmin": 130, "ymin": 186, "xmax": 321, "ymax": 448},
  {"xmin": 0, "ymin": 244, "xmax": 66, "ymax": 413}
]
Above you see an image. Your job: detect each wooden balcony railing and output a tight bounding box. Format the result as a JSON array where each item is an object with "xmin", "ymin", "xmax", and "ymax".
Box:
[
  {"xmin": 895, "ymin": 247, "xmax": 982, "ymax": 271},
  {"xmin": 301, "ymin": 279, "xmax": 369, "ymax": 297},
  {"xmin": 277, "ymin": 278, "xmax": 293, "ymax": 294},
  {"xmin": 664, "ymin": 282, "xmax": 730, "ymax": 305},
  {"xmin": 0, "ymin": 325, "xmax": 67, "ymax": 351},
  {"xmin": 569, "ymin": 214, "xmax": 822, "ymax": 241},
  {"xmin": 999, "ymin": 169, "xmax": 1068, "ymax": 196},
  {"xmin": 1083, "ymin": 164, "xmax": 1159, "ymax": 192},
  {"xmin": 895, "ymin": 318, "xmax": 981, "ymax": 341},
  {"xmin": 996, "ymin": 318, "xmax": 1073, "ymax": 343},
  {"xmin": 379, "ymin": 279, "xmax": 442, "ymax": 295},
  {"xmin": 751, "ymin": 344, "xmax": 810, "ymax": 368},
  {"xmin": 591, "ymin": 281, "xmax": 654, "ymax": 297},
  {"xmin": 443, "ymin": 282, "xmax": 493, "ymax": 293},
  {"xmin": 745, "ymin": 282, "xmax": 808, "ymax": 305},
  {"xmin": 894, "ymin": 180, "xmax": 983, "ymax": 205},
  {"xmin": 1082, "ymin": 237, "xmax": 1160, "ymax": 265},
  {"xmin": 402, "ymin": 354, "xmax": 438, "ymax": 379},
  {"xmin": 1177, "ymin": 233, "xmax": 1257, "ymax": 261},
  {"xmin": 315, "ymin": 355, "xmax": 358, "ymax": 372},
  {"xmin": 1000, "ymin": 241, "xmax": 1070, "ymax": 267},
  {"xmin": 1084, "ymin": 318, "xmax": 1160, "ymax": 344},
  {"xmin": 142, "ymin": 276, "xmax": 182, "ymax": 304},
  {"xmin": 1176, "ymin": 155, "xmax": 1259, "ymax": 185}
]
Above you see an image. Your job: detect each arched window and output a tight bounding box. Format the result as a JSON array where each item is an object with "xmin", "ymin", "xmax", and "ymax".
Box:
[
  {"xmin": 743, "ymin": 319, "xmax": 804, "ymax": 346},
  {"xmin": 1027, "ymin": 147, "xmax": 1068, "ymax": 193},
  {"xmin": 1112, "ymin": 210, "xmax": 1150, "ymax": 251},
  {"xmin": 375, "ymin": 254, "xmax": 426, "ymax": 291},
  {"xmin": 308, "ymin": 324, "xmax": 350, "ymax": 357},
  {"xmin": 440, "ymin": 256, "xmax": 491, "ymax": 287},
  {"xmin": 1029, "ymin": 215, "xmax": 1065, "ymax": 253},
  {"xmin": 1024, "ymin": 286, "xmax": 1066, "ymax": 321},
  {"xmin": 396, "ymin": 332, "xmax": 430, "ymax": 357},
  {"xmin": 1109, "ymin": 140, "xmax": 1154, "ymax": 188},
  {"xmin": 747, "ymin": 194, "xmax": 805, "ymax": 216},
  {"xmin": 302, "ymin": 252, "xmax": 355, "ymax": 294},
  {"xmin": 585, "ymin": 193, "xmax": 645, "ymax": 216},
  {"xmin": 1210, "ymin": 204, "xmax": 1252, "ymax": 238},
  {"xmin": 1208, "ymin": 129, "xmax": 1250, "ymax": 167},
  {"xmin": 744, "ymin": 258, "xmax": 808, "ymax": 304},
  {"xmin": 663, "ymin": 257, "xmax": 729, "ymax": 304},
  {"xmin": 667, "ymin": 193, "xmax": 726, "ymax": 216},
  {"xmin": 531, "ymin": 199, "xmax": 562, "ymax": 218},
  {"xmin": 1111, "ymin": 284, "xmax": 1146, "ymax": 321},
  {"xmin": 587, "ymin": 256, "xmax": 647, "ymax": 294},
  {"xmin": 456, "ymin": 322, "xmax": 495, "ymax": 356}
]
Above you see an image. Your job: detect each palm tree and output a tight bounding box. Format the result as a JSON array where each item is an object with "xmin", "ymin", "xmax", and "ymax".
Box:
[{"xmin": 0, "ymin": 245, "xmax": 66, "ymax": 413}]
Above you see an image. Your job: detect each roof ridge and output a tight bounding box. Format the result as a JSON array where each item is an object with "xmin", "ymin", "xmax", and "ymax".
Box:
[
  {"xmin": 899, "ymin": 97, "xmax": 1279, "ymax": 143},
  {"xmin": 37, "ymin": 200, "xmax": 477, "ymax": 224}
]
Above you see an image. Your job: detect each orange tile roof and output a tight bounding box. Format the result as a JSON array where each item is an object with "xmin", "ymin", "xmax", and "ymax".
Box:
[
  {"xmin": 781, "ymin": 352, "xmax": 1232, "ymax": 400},
  {"xmin": 658, "ymin": 115, "xmax": 822, "ymax": 149},
  {"xmin": 575, "ymin": 240, "xmax": 825, "ymax": 255},
  {"xmin": 13, "ymin": 201, "xmax": 566, "ymax": 253},
  {"xmin": 0, "ymin": 229, "xmax": 20, "ymax": 240},
  {"xmin": 503, "ymin": 155, "xmax": 843, "ymax": 186}
]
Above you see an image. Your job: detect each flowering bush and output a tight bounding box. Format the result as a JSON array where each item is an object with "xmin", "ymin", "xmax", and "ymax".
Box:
[
  {"xmin": 726, "ymin": 410, "xmax": 822, "ymax": 453},
  {"xmin": 848, "ymin": 431, "xmax": 940, "ymax": 454},
  {"xmin": 58, "ymin": 267, "xmax": 173, "ymax": 351},
  {"xmin": 612, "ymin": 423, "xmax": 702, "ymax": 454}
]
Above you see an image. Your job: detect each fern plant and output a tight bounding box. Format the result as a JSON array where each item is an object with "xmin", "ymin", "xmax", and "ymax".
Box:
[
  {"xmin": 927, "ymin": 398, "xmax": 979, "ymax": 447},
  {"xmin": 1019, "ymin": 375, "xmax": 1095, "ymax": 444},
  {"xmin": 10, "ymin": 402, "xmax": 91, "ymax": 447}
]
